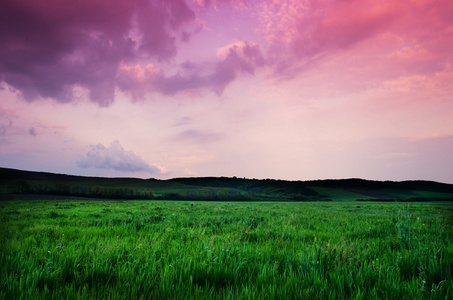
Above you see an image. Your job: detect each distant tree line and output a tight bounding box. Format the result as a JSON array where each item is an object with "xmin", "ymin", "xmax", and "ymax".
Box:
[
  {"xmin": 155, "ymin": 188, "xmax": 251, "ymax": 201},
  {"xmin": 7, "ymin": 180, "xmax": 331, "ymax": 201},
  {"xmin": 7, "ymin": 181, "xmax": 155, "ymax": 199},
  {"xmin": 170, "ymin": 177, "xmax": 320, "ymax": 196}
]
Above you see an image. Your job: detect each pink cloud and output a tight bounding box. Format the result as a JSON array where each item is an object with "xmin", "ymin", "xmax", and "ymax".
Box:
[
  {"xmin": 117, "ymin": 40, "xmax": 265, "ymax": 97},
  {"xmin": 193, "ymin": 0, "xmax": 249, "ymax": 9},
  {"xmin": 0, "ymin": 107, "xmax": 19, "ymax": 119},
  {"xmin": 263, "ymin": 0, "xmax": 453, "ymax": 79},
  {"xmin": 300, "ymin": 2, "xmax": 397, "ymax": 53}
]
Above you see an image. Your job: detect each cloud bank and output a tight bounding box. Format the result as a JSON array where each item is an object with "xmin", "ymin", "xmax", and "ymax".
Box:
[
  {"xmin": 77, "ymin": 140, "xmax": 161, "ymax": 173},
  {"xmin": 1, "ymin": 0, "xmax": 452, "ymax": 106},
  {"xmin": 0, "ymin": 0, "xmax": 196, "ymax": 106}
]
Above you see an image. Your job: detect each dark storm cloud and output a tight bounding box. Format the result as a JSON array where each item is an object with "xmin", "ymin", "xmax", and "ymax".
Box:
[{"xmin": 0, "ymin": 0, "xmax": 195, "ymax": 106}]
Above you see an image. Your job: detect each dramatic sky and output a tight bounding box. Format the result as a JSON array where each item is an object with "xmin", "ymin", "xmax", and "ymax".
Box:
[{"xmin": 1, "ymin": 0, "xmax": 453, "ymax": 182}]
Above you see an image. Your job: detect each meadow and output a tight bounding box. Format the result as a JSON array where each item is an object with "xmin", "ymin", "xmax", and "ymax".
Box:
[{"xmin": 1, "ymin": 199, "xmax": 452, "ymax": 299}]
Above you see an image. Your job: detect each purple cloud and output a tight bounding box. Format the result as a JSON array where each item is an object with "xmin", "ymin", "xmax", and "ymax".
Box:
[
  {"xmin": 0, "ymin": 0, "xmax": 270, "ymax": 106},
  {"xmin": 0, "ymin": 0, "xmax": 196, "ymax": 106},
  {"xmin": 174, "ymin": 129, "xmax": 224, "ymax": 144},
  {"xmin": 28, "ymin": 127, "xmax": 37, "ymax": 137}
]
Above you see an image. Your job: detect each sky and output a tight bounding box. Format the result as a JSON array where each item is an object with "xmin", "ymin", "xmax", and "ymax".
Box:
[{"xmin": 1, "ymin": 0, "xmax": 453, "ymax": 183}]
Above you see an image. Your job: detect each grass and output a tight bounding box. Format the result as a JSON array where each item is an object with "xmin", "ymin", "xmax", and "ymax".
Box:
[
  {"xmin": 308, "ymin": 187, "xmax": 375, "ymax": 201},
  {"xmin": 1, "ymin": 200, "xmax": 452, "ymax": 299}
]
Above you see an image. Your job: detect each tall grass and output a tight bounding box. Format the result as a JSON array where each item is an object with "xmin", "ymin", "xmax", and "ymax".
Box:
[
  {"xmin": 396, "ymin": 202, "xmax": 413, "ymax": 251},
  {"xmin": 0, "ymin": 200, "xmax": 452, "ymax": 299}
]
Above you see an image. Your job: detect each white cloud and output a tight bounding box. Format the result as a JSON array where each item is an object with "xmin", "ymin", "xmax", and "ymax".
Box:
[{"xmin": 77, "ymin": 140, "xmax": 161, "ymax": 173}]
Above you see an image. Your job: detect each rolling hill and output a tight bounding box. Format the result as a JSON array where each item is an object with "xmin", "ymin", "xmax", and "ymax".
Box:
[{"xmin": 1, "ymin": 167, "xmax": 453, "ymax": 201}]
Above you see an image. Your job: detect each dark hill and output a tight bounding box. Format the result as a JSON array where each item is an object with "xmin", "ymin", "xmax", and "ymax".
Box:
[
  {"xmin": 305, "ymin": 178, "xmax": 453, "ymax": 194},
  {"xmin": 1, "ymin": 167, "xmax": 453, "ymax": 201},
  {"xmin": 169, "ymin": 177, "xmax": 319, "ymax": 196}
]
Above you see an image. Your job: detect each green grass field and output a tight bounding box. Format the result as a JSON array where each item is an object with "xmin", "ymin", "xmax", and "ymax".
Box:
[
  {"xmin": 1, "ymin": 199, "xmax": 452, "ymax": 299},
  {"xmin": 308, "ymin": 187, "xmax": 375, "ymax": 201}
]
